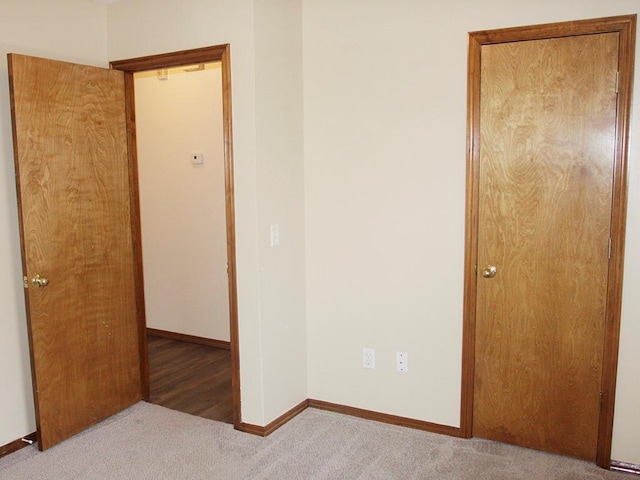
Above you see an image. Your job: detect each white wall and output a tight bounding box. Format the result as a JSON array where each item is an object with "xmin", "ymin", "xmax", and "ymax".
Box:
[
  {"xmin": 616, "ymin": 86, "xmax": 640, "ymax": 463},
  {"xmin": 135, "ymin": 64, "xmax": 230, "ymax": 341},
  {"xmin": 107, "ymin": 0, "xmax": 307, "ymax": 425},
  {"xmin": 253, "ymin": 0, "xmax": 306, "ymax": 423},
  {"xmin": 0, "ymin": 0, "xmax": 108, "ymax": 448},
  {"xmin": 303, "ymin": 0, "xmax": 466, "ymax": 428},
  {"xmin": 303, "ymin": 0, "xmax": 640, "ymax": 465}
]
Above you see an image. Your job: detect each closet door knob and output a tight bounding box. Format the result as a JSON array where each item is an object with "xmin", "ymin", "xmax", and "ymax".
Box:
[{"xmin": 481, "ymin": 265, "xmax": 497, "ymax": 278}]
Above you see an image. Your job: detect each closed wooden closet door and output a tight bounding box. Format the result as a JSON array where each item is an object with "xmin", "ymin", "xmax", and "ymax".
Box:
[{"xmin": 473, "ymin": 32, "xmax": 619, "ymax": 460}]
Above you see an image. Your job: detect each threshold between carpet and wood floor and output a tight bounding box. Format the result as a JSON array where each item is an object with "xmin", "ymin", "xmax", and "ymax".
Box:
[{"xmin": 147, "ymin": 333, "xmax": 233, "ymax": 424}]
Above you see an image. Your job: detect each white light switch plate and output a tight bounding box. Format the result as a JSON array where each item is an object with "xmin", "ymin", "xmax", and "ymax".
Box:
[{"xmin": 270, "ymin": 224, "xmax": 280, "ymax": 247}]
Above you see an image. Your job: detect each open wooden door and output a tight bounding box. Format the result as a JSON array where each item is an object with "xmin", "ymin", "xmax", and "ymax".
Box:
[{"xmin": 8, "ymin": 54, "xmax": 142, "ymax": 450}]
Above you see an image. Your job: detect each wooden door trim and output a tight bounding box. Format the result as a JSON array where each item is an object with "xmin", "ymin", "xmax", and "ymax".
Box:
[
  {"xmin": 460, "ymin": 15, "xmax": 636, "ymax": 468},
  {"xmin": 110, "ymin": 45, "xmax": 242, "ymax": 429}
]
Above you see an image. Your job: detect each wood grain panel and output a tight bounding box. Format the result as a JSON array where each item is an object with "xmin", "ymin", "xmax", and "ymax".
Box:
[
  {"xmin": 473, "ymin": 33, "xmax": 619, "ymax": 460},
  {"xmin": 8, "ymin": 54, "xmax": 141, "ymax": 450},
  {"xmin": 121, "ymin": 70, "xmax": 150, "ymax": 402}
]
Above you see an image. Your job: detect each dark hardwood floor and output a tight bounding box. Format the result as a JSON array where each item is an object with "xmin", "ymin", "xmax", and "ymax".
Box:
[{"xmin": 147, "ymin": 334, "xmax": 233, "ymax": 423}]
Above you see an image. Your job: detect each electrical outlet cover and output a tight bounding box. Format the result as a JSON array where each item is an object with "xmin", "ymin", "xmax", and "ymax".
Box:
[
  {"xmin": 396, "ymin": 352, "xmax": 408, "ymax": 373},
  {"xmin": 363, "ymin": 348, "xmax": 375, "ymax": 369}
]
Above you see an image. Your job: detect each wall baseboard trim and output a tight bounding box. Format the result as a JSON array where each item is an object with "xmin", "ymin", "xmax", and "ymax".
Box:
[
  {"xmin": 611, "ymin": 460, "xmax": 640, "ymax": 475},
  {"xmin": 147, "ymin": 328, "xmax": 231, "ymax": 350},
  {"xmin": 308, "ymin": 399, "xmax": 462, "ymax": 438},
  {"xmin": 239, "ymin": 398, "xmax": 461, "ymax": 439},
  {"xmin": 239, "ymin": 399, "xmax": 309, "ymax": 437},
  {"xmin": 0, "ymin": 432, "xmax": 37, "ymax": 459}
]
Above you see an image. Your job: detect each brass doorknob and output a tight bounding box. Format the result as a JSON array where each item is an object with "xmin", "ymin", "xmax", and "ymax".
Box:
[
  {"xmin": 481, "ymin": 265, "xmax": 497, "ymax": 278},
  {"xmin": 32, "ymin": 274, "xmax": 49, "ymax": 287}
]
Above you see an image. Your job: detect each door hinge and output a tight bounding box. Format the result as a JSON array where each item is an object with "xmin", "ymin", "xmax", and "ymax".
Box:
[
  {"xmin": 599, "ymin": 391, "xmax": 605, "ymax": 410},
  {"xmin": 615, "ymin": 71, "xmax": 620, "ymax": 94},
  {"xmin": 608, "ymin": 237, "xmax": 612, "ymax": 259},
  {"xmin": 23, "ymin": 276, "xmax": 28, "ymax": 289}
]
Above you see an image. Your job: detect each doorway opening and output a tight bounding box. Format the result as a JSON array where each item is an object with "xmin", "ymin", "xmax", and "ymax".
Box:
[
  {"xmin": 110, "ymin": 45, "xmax": 241, "ymax": 429},
  {"xmin": 134, "ymin": 62, "xmax": 232, "ymax": 423}
]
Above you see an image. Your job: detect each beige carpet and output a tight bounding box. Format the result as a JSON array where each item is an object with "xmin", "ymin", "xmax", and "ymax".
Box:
[{"xmin": 0, "ymin": 402, "xmax": 629, "ymax": 479}]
